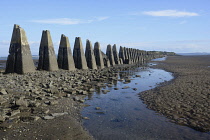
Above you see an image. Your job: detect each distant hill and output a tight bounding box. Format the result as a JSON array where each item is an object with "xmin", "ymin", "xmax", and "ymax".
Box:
[{"xmin": 177, "ymin": 53, "xmax": 210, "ymax": 56}]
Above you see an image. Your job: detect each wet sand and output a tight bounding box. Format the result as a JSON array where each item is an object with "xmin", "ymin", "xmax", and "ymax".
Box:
[{"xmin": 140, "ymin": 55, "xmax": 210, "ymax": 132}]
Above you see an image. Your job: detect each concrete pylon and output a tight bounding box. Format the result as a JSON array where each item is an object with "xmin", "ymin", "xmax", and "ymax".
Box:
[
  {"xmin": 124, "ymin": 47, "xmax": 130, "ymax": 64},
  {"xmin": 112, "ymin": 44, "xmax": 120, "ymax": 65},
  {"xmin": 57, "ymin": 34, "xmax": 75, "ymax": 71},
  {"xmin": 104, "ymin": 58, "xmax": 110, "ymax": 67},
  {"xmin": 101, "ymin": 51, "xmax": 110, "ymax": 67},
  {"xmin": 85, "ymin": 39, "xmax": 97, "ymax": 69},
  {"xmin": 5, "ymin": 24, "xmax": 35, "ymax": 74},
  {"xmin": 119, "ymin": 58, "xmax": 123, "ymax": 64},
  {"xmin": 73, "ymin": 37, "xmax": 88, "ymax": 70},
  {"xmin": 123, "ymin": 47, "xmax": 128, "ymax": 60},
  {"xmin": 119, "ymin": 46, "xmax": 125, "ymax": 64},
  {"xmin": 38, "ymin": 30, "xmax": 58, "ymax": 71},
  {"xmin": 106, "ymin": 44, "xmax": 115, "ymax": 66},
  {"xmin": 94, "ymin": 42, "xmax": 104, "ymax": 69}
]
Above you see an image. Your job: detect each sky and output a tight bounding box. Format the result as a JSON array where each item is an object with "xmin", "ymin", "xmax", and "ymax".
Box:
[{"xmin": 1, "ymin": 0, "xmax": 210, "ymax": 56}]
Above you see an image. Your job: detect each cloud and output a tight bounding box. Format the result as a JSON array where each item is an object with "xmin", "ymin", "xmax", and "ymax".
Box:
[
  {"xmin": 142, "ymin": 10, "xmax": 199, "ymax": 17},
  {"xmin": 30, "ymin": 17, "xmax": 109, "ymax": 25},
  {"xmin": 95, "ymin": 16, "xmax": 109, "ymax": 21}
]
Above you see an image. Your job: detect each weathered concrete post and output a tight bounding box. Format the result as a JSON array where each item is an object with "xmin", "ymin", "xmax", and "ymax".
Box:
[
  {"xmin": 134, "ymin": 49, "xmax": 138, "ymax": 63},
  {"xmin": 57, "ymin": 34, "xmax": 75, "ymax": 71},
  {"xmin": 119, "ymin": 46, "xmax": 125, "ymax": 64},
  {"xmin": 38, "ymin": 30, "xmax": 58, "ymax": 71},
  {"xmin": 101, "ymin": 51, "xmax": 110, "ymax": 67},
  {"xmin": 94, "ymin": 42, "xmax": 105, "ymax": 69},
  {"xmin": 5, "ymin": 24, "xmax": 35, "ymax": 74},
  {"xmin": 73, "ymin": 37, "xmax": 88, "ymax": 70},
  {"xmin": 119, "ymin": 58, "xmax": 123, "ymax": 64},
  {"xmin": 85, "ymin": 39, "xmax": 97, "ymax": 69},
  {"xmin": 106, "ymin": 44, "xmax": 115, "ymax": 66},
  {"xmin": 113, "ymin": 44, "xmax": 120, "ymax": 64},
  {"xmin": 130, "ymin": 48, "xmax": 133, "ymax": 63},
  {"xmin": 124, "ymin": 47, "xmax": 130, "ymax": 64},
  {"xmin": 132, "ymin": 49, "xmax": 135, "ymax": 63},
  {"xmin": 105, "ymin": 58, "xmax": 111, "ymax": 67},
  {"xmin": 126, "ymin": 48, "xmax": 130, "ymax": 60}
]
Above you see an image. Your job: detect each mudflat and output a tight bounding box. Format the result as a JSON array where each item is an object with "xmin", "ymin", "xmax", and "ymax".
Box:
[{"xmin": 140, "ymin": 55, "xmax": 210, "ymax": 132}]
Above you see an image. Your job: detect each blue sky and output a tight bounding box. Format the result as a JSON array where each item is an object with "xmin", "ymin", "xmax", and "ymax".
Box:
[{"xmin": 1, "ymin": 0, "xmax": 210, "ymax": 56}]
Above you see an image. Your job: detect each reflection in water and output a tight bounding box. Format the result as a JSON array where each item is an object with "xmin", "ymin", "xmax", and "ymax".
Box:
[
  {"xmin": 82, "ymin": 67, "xmax": 210, "ymax": 140},
  {"xmin": 152, "ymin": 56, "xmax": 167, "ymax": 61}
]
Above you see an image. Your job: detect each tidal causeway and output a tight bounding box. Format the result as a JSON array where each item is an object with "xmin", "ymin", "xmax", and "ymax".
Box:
[{"xmin": 0, "ymin": 24, "xmax": 209, "ymax": 140}]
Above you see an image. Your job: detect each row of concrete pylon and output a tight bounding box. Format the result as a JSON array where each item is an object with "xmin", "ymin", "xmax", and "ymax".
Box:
[{"xmin": 5, "ymin": 24, "xmax": 168, "ymax": 74}]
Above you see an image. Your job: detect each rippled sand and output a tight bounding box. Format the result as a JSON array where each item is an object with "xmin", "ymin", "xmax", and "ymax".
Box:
[{"xmin": 141, "ymin": 55, "xmax": 210, "ymax": 132}]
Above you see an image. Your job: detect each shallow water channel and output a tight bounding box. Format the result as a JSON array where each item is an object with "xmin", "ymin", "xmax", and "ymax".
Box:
[{"xmin": 82, "ymin": 66, "xmax": 210, "ymax": 140}]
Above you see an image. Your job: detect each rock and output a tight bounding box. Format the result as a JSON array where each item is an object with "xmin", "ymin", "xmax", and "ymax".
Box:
[
  {"xmin": 11, "ymin": 110, "xmax": 20, "ymax": 116},
  {"xmin": 82, "ymin": 117, "xmax": 90, "ymax": 120},
  {"xmin": 43, "ymin": 116, "xmax": 54, "ymax": 120},
  {"xmin": 125, "ymin": 79, "xmax": 131, "ymax": 82},
  {"xmin": 0, "ymin": 122, "xmax": 13, "ymax": 129},
  {"xmin": 73, "ymin": 96, "xmax": 80, "ymax": 101},
  {"xmin": 20, "ymin": 116, "xmax": 40, "ymax": 122},
  {"xmin": 65, "ymin": 94, "xmax": 71, "ymax": 98},
  {"xmin": 79, "ymin": 99, "xmax": 85, "ymax": 103},
  {"xmin": 95, "ymin": 107, "xmax": 101, "ymax": 110},
  {"xmin": 122, "ymin": 86, "xmax": 130, "ymax": 89},
  {"xmin": 135, "ymin": 75, "xmax": 141, "ymax": 77},
  {"xmin": 81, "ymin": 91, "xmax": 88, "ymax": 95},
  {"xmin": 50, "ymin": 100, "xmax": 58, "ymax": 105},
  {"xmin": 50, "ymin": 88, "xmax": 59, "ymax": 94},
  {"xmin": 44, "ymin": 101, "xmax": 50, "ymax": 105},
  {"xmin": 102, "ymin": 90, "xmax": 110, "ymax": 94},
  {"xmin": 0, "ymin": 115, "xmax": 5, "ymax": 122},
  {"xmin": 107, "ymin": 84, "xmax": 112, "ymax": 87},
  {"xmin": 114, "ymin": 88, "xmax": 119, "ymax": 90},
  {"xmin": 0, "ymin": 88, "xmax": 7, "ymax": 95},
  {"xmin": 133, "ymin": 88, "xmax": 137, "ymax": 91},
  {"xmin": 51, "ymin": 112, "xmax": 68, "ymax": 117},
  {"xmin": 28, "ymin": 101, "xmax": 41, "ymax": 107},
  {"xmin": 88, "ymin": 88, "xmax": 95, "ymax": 92},
  {"xmin": 16, "ymin": 98, "xmax": 29, "ymax": 107}
]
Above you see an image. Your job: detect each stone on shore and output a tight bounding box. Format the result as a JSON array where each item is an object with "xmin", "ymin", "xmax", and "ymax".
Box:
[{"xmin": 0, "ymin": 88, "xmax": 7, "ymax": 95}]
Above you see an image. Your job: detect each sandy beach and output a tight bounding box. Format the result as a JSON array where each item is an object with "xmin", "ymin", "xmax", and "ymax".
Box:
[{"xmin": 140, "ymin": 55, "xmax": 210, "ymax": 132}]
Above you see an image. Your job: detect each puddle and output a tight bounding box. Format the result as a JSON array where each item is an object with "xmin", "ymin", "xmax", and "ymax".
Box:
[
  {"xmin": 152, "ymin": 57, "xmax": 167, "ymax": 61},
  {"xmin": 82, "ymin": 67, "xmax": 210, "ymax": 140}
]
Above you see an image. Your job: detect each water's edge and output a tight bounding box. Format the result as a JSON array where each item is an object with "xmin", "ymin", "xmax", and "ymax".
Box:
[{"xmin": 81, "ymin": 65, "xmax": 210, "ymax": 140}]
